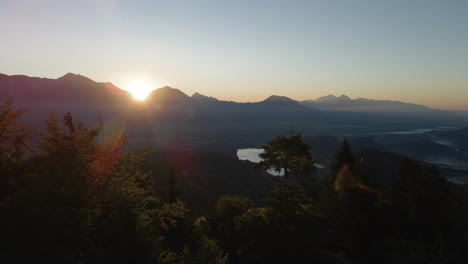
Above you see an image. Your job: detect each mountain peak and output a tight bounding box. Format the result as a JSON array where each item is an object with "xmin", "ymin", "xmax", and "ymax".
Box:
[
  {"xmin": 59, "ymin": 73, "xmax": 83, "ymax": 80},
  {"xmin": 263, "ymin": 95, "xmax": 296, "ymax": 103},
  {"xmin": 153, "ymin": 86, "xmax": 184, "ymax": 94},
  {"xmin": 313, "ymin": 94, "xmax": 351, "ymax": 104},
  {"xmin": 58, "ymin": 72, "xmax": 94, "ymax": 83},
  {"xmin": 0, "ymin": 72, "xmax": 130, "ymax": 103},
  {"xmin": 192, "ymin": 92, "xmax": 219, "ymax": 102},
  {"xmin": 337, "ymin": 94, "xmax": 351, "ymax": 102},
  {"xmin": 260, "ymin": 95, "xmax": 303, "ymax": 108},
  {"xmin": 61, "ymin": 72, "xmax": 78, "ymax": 78},
  {"xmin": 315, "ymin": 95, "xmax": 338, "ymax": 103},
  {"xmin": 301, "ymin": 94, "xmax": 433, "ymax": 112},
  {"xmin": 148, "ymin": 86, "xmax": 191, "ymax": 103}
]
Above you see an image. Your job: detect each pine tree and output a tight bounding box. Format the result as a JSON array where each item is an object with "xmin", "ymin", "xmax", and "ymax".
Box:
[
  {"xmin": 320, "ymin": 139, "xmax": 357, "ymax": 213},
  {"xmin": 256, "ymin": 134, "xmax": 315, "ymax": 179},
  {"xmin": 330, "ymin": 138, "xmax": 356, "ymax": 177}
]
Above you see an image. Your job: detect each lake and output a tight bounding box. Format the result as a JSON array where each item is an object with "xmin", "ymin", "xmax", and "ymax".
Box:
[
  {"xmin": 237, "ymin": 148, "xmax": 325, "ymax": 176},
  {"xmin": 371, "ymin": 126, "xmax": 458, "ymax": 135}
]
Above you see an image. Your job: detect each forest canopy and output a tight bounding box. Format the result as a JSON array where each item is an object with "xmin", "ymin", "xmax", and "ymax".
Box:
[{"xmin": 1, "ymin": 99, "xmax": 468, "ymax": 264}]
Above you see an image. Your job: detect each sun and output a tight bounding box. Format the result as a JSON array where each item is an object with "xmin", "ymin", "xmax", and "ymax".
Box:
[
  {"xmin": 112, "ymin": 73, "xmax": 169, "ymax": 101},
  {"xmin": 125, "ymin": 80, "xmax": 154, "ymax": 101}
]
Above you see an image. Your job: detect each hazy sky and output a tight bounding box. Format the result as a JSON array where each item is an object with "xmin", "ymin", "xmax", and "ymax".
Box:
[{"xmin": 1, "ymin": 0, "xmax": 467, "ymax": 110}]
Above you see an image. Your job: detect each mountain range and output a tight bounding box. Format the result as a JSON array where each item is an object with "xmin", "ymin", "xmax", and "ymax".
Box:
[
  {"xmin": 1, "ymin": 72, "xmax": 461, "ymax": 144},
  {"xmin": 301, "ymin": 94, "xmax": 433, "ymax": 113},
  {"xmin": 0, "ymin": 73, "xmax": 129, "ymax": 105},
  {"xmin": 0, "ymin": 72, "xmax": 437, "ymax": 113},
  {"xmin": 1, "ymin": 73, "xmax": 467, "ymax": 182}
]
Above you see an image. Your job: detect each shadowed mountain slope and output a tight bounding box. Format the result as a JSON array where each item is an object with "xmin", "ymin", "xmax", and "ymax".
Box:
[{"xmin": 191, "ymin": 92, "xmax": 219, "ymax": 102}]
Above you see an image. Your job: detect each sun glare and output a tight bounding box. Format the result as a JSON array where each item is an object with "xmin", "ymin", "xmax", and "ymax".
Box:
[{"xmin": 125, "ymin": 80, "xmax": 154, "ymax": 101}]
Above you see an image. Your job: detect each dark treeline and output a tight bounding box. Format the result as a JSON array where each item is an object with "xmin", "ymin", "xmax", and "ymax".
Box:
[{"xmin": 1, "ymin": 99, "xmax": 468, "ymax": 264}]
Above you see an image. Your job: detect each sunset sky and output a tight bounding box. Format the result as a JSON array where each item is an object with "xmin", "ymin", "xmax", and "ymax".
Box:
[{"xmin": 1, "ymin": 0, "xmax": 467, "ymax": 110}]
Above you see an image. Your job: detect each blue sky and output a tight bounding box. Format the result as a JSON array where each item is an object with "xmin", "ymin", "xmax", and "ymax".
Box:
[{"xmin": 1, "ymin": 0, "xmax": 467, "ymax": 109}]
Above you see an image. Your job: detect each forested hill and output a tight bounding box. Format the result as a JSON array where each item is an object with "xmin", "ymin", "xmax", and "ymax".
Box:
[{"xmin": 2, "ymin": 99, "xmax": 468, "ymax": 263}]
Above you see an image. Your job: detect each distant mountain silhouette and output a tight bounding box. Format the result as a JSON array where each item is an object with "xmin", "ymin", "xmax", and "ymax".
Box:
[
  {"xmin": 302, "ymin": 94, "xmax": 433, "ymax": 113},
  {"xmin": 313, "ymin": 94, "xmax": 338, "ymax": 103},
  {"xmin": 313, "ymin": 94, "xmax": 352, "ymax": 104},
  {"xmin": 0, "ymin": 73, "xmax": 318, "ymax": 125},
  {"xmin": 0, "ymin": 73, "xmax": 457, "ymax": 134},
  {"xmin": 252, "ymin": 95, "xmax": 312, "ymax": 112},
  {"xmin": 1, "ymin": 73, "xmax": 466, "ymax": 180},
  {"xmin": 1, "ymin": 73, "xmax": 439, "ymax": 114},
  {"xmin": 147, "ymin": 86, "xmax": 192, "ymax": 104},
  {"xmin": 191, "ymin": 92, "xmax": 219, "ymax": 102},
  {"xmin": 259, "ymin": 95, "xmax": 303, "ymax": 107},
  {"xmin": 0, "ymin": 73, "xmax": 129, "ymax": 105}
]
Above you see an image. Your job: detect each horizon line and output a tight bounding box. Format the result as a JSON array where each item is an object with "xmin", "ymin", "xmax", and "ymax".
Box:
[{"xmin": 1, "ymin": 71, "xmax": 466, "ymax": 112}]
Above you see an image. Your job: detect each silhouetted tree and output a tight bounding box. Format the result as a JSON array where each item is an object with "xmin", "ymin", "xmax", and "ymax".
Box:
[
  {"xmin": 203, "ymin": 195, "xmax": 252, "ymax": 261},
  {"xmin": 2, "ymin": 112, "xmax": 95, "ymax": 263},
  {"xmin": 320, "ymin": 139, "xmax": 358, "ymax": 215},
  {"xmin": 4, "ymin": 103, "xmax": 468, "ymax": 264},
  {"xmin": 0, "ymin": 99, "xmax": 31, "ymax": 200},
  {"xmin": 1, "ymin": 112, "xmax": 163, "ymax": 264},
  {"xmin": 85, "ymin": 147, "xmax": 160, "ymax": 264},
  {"xmin": 330, "ymin": 138, "xmax": 356, "ymax": 177},
  {"xmin": 383, "ymin": 158, "xmax": 456, "ymax": 262},
  {"xmin": 319, "ymin": 139, "xmax": 381, "ymax": 263},
  {"xmin": 159, "ymin": 236, "xmax": 228, "ymax": 264},
  {"xmin": 0, "ymin": 99, "xmax": 33, "ymax": 262},
  {"xmin": 393, "ymin": 159, "xmax": 451, "ymax": 237},
  {"xmin": 256, "ymin": 134, "xmax": 315, "ymax": 179},
  {"xmin": 154, "ymin": 200, "xmax": 194, "ymax": 263}
]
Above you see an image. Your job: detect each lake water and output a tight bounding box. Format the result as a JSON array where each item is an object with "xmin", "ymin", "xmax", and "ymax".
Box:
[
  {"xmin": 371, "ymin": 126, "xmax": 458, "ymax": 135},
  {"xmin": 237, "ymin": 148, "xmax": 324, "ymax": 176},
  {"xmin": 237, "ymin": 148, "xmax": 264, "ymax": 163}
]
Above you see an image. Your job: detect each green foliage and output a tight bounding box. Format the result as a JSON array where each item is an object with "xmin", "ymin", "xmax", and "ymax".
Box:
[
  {"xmin": 202, "ymin": 195, "xmax": 251, "ymax": 261},
  {"xmin": 0, "ymin": 110, "xmax": 162, "ymax": 264},
  {"xmin": 2, "ymin": 106, "xmax": 468, "ymax": 264},
  {"xmin": 0, "ymin": 99, "xmax": 31, "ymax": 200},
  {"xmin": 2, "ymin": 111, "xmax": 96, "ymax": 263},
  {"xmin": 0, "ymin": 99, "xmax": 30, "ymax": 163},
  {"xmin": 257, "ymin": 134, "xmax": 315, "ymax": 179},
  {"xmin": 266, "ymin": 179, "xmax": 317, "ymax": 222},
  {"xmin": 265, "ymin": 179, "xmax": 336, "ymax": 263},
  {"xmin": 193, "ymin": 236, "xmax": 229, "ymax": 264},
  {"xmin": 158, "ymin": 236, "xmax": 228, "ymax": 264},
  {"xmin": 211, "ymin": 196, "xmax": 251, "ymax": 224},
  {"xmin": 155, "ymin": 200, "xmax": 190, "ymax": 249},
  {"xmin": 85, "ymin": 148, "xmax": 160, "ymax": 263}
]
